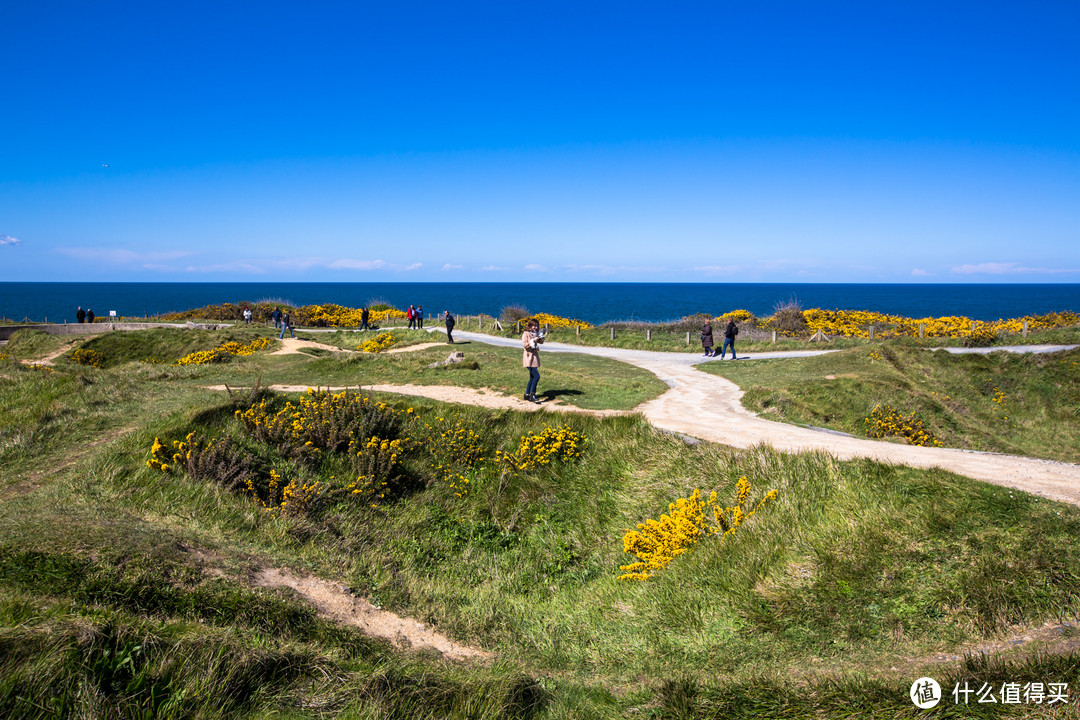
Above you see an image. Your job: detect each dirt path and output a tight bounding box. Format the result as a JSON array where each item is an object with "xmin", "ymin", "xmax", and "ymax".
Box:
[
  {"xmin": 20, "ymin": 339, "xmax": 81, "ymax": 366},
  {"xmin": 272, "ymin": 338, "xmax": 446, "ymax": 356},
  {"xmin": 253, "ymin": 567, "xmax": 491, "ymax": 661},
  {"xmin": 206, "ymin": 383, "xmax": 627, "ymax": 416}
]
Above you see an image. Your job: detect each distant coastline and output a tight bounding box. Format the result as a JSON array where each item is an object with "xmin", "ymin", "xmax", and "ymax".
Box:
[{"xmin": 2, "ymin": 281, "xmax": 1078, "ymax": 326}]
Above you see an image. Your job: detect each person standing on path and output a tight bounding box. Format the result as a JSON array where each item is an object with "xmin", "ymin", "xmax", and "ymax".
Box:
[
  {"xmin": 700, "ymin": 321, "xmax": 714, "ymax": 357},
  {"xmin": 721, "ymin": 318, "xmax": 738, "ymax": 359},
  {"xmin": 360, "ymin": 306, "xmax": 370, "ymax": 331},
  {"xmin": 522, "ymin": 318, "xmax": 544, "ymax": 403},
  {"xmin": 243, "ymin": 307, "xmax": 252, "ymax": 325},
  {"xmin": 272, "ymin": 307, "xmax": 282, "ymax": 330},
  {"xmin": 86, "ymin": 309, "xmax": 95, "ymax": 324},
  {"xmin": 279, "ymin": 310, "xmax": 296, "ymax": 339},
  {"xmin": 406, "ymin": 305, "xmax": 415, "ymax": 329},
  {"xmin": 76, "ymin": 306, "xmax": 86, "ymax": 324},
  {"xmin": 444, "ymin": 311, "xmax": 455, "ymax": 343},
  {"xmin": 417, "ymin": 305, "xmax": 424, "ymax": 329}
]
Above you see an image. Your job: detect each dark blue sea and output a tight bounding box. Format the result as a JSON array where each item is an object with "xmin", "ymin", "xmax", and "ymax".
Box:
[{"xmin": 1, "ymin": 282, "xmax": 1078, "ymax": 325}]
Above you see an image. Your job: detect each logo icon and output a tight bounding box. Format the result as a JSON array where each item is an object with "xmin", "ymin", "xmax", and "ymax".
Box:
[{"xmin": 910, "ymin": 677, "xmax": 942, "ymax": 709}]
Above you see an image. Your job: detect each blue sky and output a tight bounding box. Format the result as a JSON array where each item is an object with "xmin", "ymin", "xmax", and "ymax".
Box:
[{"xmin": 2, "ymin": 1, "xmax": 1078, "ymax": 282}]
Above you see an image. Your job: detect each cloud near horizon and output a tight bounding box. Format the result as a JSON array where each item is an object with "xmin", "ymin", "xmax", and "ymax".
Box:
[
  {"xmin": 911, "ymin": 268, "xmax": 930, "ymax": 276},
  {"xmin": 56, "ymin": 247, "xmax": 191, "ymax": 264},
  {"xmin": 0, "ymin": 235, "xmax": 20, "ymax": 246},
  {"xmin": 693, "ymin": 265, "xmax": 740, "ymax": 276},
  {"xmin": 327, "ymin": 258, "xmax": 387, "ymax": 270},
  {"xmin": 441, "ymin": 263, "xmax": 464, "ymax": 271},
  {"xmin": 950, "ymin": 262, "xmax": 1078, "ymax": 275}
]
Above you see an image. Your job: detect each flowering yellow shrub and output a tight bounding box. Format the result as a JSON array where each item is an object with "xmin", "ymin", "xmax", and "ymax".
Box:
[
  {"xmin": 71, "ymin": 348, "xmax": 105, "ymax": 367},
  {"xmin": 717, "ymin": 309, "xmax": 756, "ymax": 322},
  {"xmin": 176, "ymin": 338, "xmax": 271, "ymax": 366},
  {"xmin": 864, "ymin": 404, "xmax": 943, "ymax": 447},
  {"xmin": 496, "ymin": 425, "xmax": 586, "ymax": 472},
  {"xmin": 800, "ymin": 309, "xmax": 1079, "ymax": 339},
  {"xmin": 235, "ymin": 388, "xmax": 404, "ymax": 457},
  {"xmin": 359, "ymin": 332, "xmax": 397, "ymax": 353},
  {"xmin": 421, "ymin": 413, "xmax": 488, "ymax": 498},
  {"xmin": 302, "ymin": 303, "xmax": 406, "ymax": 326},
  {"xmin": 529, "ymin": 313, "xmax": 591, "ymax": 329},
  {"xmin": 246, "ymin": 469, "xmax": 322, "ymax": 517},
  {"xmin": 147, "ymin": 436, "xmax": 172, "ymax": 472},
  {"xmin": 619, "ymin": 477, "xmax": 778, "ymax": 581},
  {"xmin": 345, "ymin": 435, "xmax": 407, "ymax": 506}
]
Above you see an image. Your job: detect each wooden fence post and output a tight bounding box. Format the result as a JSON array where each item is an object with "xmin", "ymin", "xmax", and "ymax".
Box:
[
  {"xmin": 1022, "ymin": 320, "xmax": 1028, "ymax": 337},
  {"xmin": 576, "ymin": 325, "xmax": 580, "ymax": 337},
  {"xmin": 685, "ymin": 331, "xmax": 690, "ymax": 346},
  {"xmin": 868, "ymin": 325, "xmax": 875, "ymax": 340},
  {"xmin": 647, "ymin": 328, "xmax": 651, "ymax": 341},
  {"xmin": 610, "ymin": 327, "xmax": 614, "ymax": 340},
  {"xmin": 919, "ymin": 323, "xmax": 926, "ymax": 339},
  {"xmin": 970, "ymin": 321, "xmax": 977, "ymax": 334},
  {"xmin": 771, "ymin": 330, "xmax": 776, "ymax": 344}
]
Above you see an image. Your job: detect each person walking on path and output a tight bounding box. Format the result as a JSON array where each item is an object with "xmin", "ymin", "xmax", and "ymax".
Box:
[
  {"xmin": 444, "ymin": 311, "xmax": 456, "ymax": 343},
  {"xmin": 360, "ymin": 306, "xmax": 370, "ymax": 331},
  {"xmin": 86, "ymin": 309, "xmax": 95, "ymax": 324},
  {"xmin": 522, "ymin": 318, "xmax": 544, "ymax": 403},
  {"xmin": 279, "ymin": 311, "xmax": 296, "ymax": 339},
  {"xmin": 721, "ymin": 318, "xmax": 738, "ymax": 359},
  {"xmin": 76, "ymin": 306, "xmax": 86, "ymax": 324},
  {"xmin": 243, "ymin": 307, "xmax": 252, "ymax": 325},
  {"xmin": 406, "ymin": 305, "xmax": 415, "ymax": 329},
  {"xmin": 272, "ymin": 307, "xmax": 282, "ymax": 330},
  {"xmin": 416, "ymin": 305, "xmax": 424, "ymax": 329},
  {"xmin": 700, "ymin": 321, "xmax": 714, "ymax": 357}
]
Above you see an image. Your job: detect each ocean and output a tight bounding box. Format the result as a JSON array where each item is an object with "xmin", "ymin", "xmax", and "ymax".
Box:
[{"xmin": 1, "ymin": 282, "xmax": 1078, "ymax": 325}]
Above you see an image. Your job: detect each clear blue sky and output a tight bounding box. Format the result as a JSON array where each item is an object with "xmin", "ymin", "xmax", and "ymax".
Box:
[{"xmin": 2, "ymin": 1, "xmax": 1078, "ymax": 282}]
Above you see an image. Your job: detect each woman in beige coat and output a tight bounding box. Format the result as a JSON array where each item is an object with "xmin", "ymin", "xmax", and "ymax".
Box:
[{"xmin": 522, "ymin": 319, "xmax": 544, "ymax": 403}]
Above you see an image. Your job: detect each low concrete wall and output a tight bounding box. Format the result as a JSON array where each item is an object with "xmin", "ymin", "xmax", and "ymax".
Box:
[{"xmin": 0, "ymin": 322, "xmax": 194, "ymax": 341}]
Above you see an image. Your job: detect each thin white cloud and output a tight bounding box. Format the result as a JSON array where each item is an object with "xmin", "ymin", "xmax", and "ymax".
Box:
[
  {"xmin": 401, "ymin": 263, "xmax": 422, "ymax": 271},
  {"xmin": 0, "ymin": 234, "xmax": 20, "ymax": 246},
  {"xmin": 480, "ymin": 265, "xmax": 510, "ymax": 272},
  {"xmin": 693, "ymin": 265, "xmax": 740, "ymax": 276},
  {"xmin": 524, "ymin": 263, "xmax": 548, "ymax": 272},
  {"xmin": 441, "ymin": 263, "xmax": 464, "ymax": 271},
  {"xmin": 185, "ymin": 261, "xmax": 266, "ymax": 274},
  {"xmin": 57, "ymin": 247, "xmax": 191, "ymax": 263},
  {"xmin": 564, "ymin": 264, "xmax": 666, "ymax": 275},
  {"xmin": 911, "ymin": 268, "xmax": 930, "ymax": 276},
  {"xmin": 950, "ymin": 262, "xmax": 1078, "ymax": 275},
  {"xmin": 327, "ymin": 258, "xmax": 387, "ymax": 270}
]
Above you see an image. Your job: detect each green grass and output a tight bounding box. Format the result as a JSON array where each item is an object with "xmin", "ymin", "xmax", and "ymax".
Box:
[
  {"xmin": 697, "ymin": 343, "xmax": 1080, "ymax": 463},
  {"xmin": 2, "ymin": 330, "xmax": 1079, "ymax": 718}
]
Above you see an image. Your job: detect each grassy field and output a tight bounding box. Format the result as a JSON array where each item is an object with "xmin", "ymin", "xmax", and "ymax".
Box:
[
  {"xmin": 697, "ymin": 344, "xmax": 1080, "ymax": 463},
  {"xmin": 1, "ymin": 330, "xmax": 1079, "ymax": 718}
]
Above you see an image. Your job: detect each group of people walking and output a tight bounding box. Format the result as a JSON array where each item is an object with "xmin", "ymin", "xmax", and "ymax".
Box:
[{"xmin": 700, "ymin": 319, "xmax": 739, "ymax": 359}]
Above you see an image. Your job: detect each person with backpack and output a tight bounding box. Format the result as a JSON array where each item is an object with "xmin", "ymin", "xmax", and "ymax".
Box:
[
  {"xmin": 721, "ymin": 318, "xmax": 739, "ymax": 359},
  {"xmin": 444, "ymin": 310, "xmax": 456, "ymax": 343}
]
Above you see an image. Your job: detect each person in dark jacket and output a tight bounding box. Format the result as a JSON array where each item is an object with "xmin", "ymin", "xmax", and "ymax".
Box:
[
  {"xmin": 721, "ymin": 319, "xmax": 738, "ymax": 359},
  {"xmin": 416, "ymin": 305, "xmax": 424, "ymax": 329},
  {"xmin": 360, "ymin": 306, "xmax": 370, "ymax": 331},
  {"xmin": 86, "ymin": 309, "xmax": 95, "ymax": 324},
  {"xmin": 76, "ymin": 306, "xmax": 86, "ymax": 323},
  {"xmin": 279, "ymin": 311, "xmax": 295, "ymax": 339},
  {"xmin": 700, "ymin": 321, "xmax": 714, "ymax": 357},
  {"xmin": 444, "ymin": 311, "xmax": 456, "ymax": 343},
  {"xmin": 271, "ymin": 307, "xmax": 282, "ymax": 330}
]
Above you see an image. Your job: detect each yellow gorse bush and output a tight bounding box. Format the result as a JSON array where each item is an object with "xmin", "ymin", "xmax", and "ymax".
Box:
[
  {"xmin": 619, "ymin": 477, "xmax": 779, "ymax": 581},
  {"xmin": 423, "ymin": 413, "xmax": 487, "ymax": 498},
  {"xmin": 717, "ymin": 309, "xmax": 756, "ymax": 322},
  {"xmin": 345, "ymin": 435, "xmax": 407, "ymax": 506},
  {"xmin": 359, "ymin": 332, "xmax": 397, "ymax": 353},
  {"xmin": 71, "ymin": 348, "xmax": 105, "ymax": 367},
  {"xmin": 528, "ymin": 313, "xmax": 591, "ymax": 329},
  {"xmin": 864, "ymin": 404, "xmax": 943, "ymax": 447},
  {"xmin": 801, "ymin": 309, "xmax": 1079, "ymax": 339},
  {"xmin": 496, "ymin": 425, "xmax": 586, "ymax": 472},
  {"xmin": 176, "ymin": 338, "xmax": 271, "ymax": 366},
  {"xmin": 245, "ymin": 469, "xmax": 322, "ymax": 517}
]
